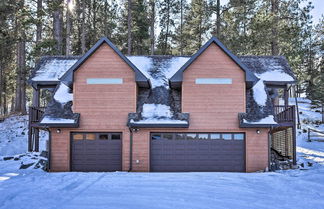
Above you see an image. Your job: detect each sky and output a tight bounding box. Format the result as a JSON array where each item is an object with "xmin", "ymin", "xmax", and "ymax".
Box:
[{"xmin": 308, "ymin": 0, "xmax": 324, "ymax": 24}]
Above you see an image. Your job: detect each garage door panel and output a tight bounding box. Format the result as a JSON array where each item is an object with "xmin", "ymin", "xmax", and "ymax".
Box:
[
  {"xmin": 71, "ymin": 132, "xmax": 122, "ymax": 172},
  {"xmin": 151, "ymin": 132, "xmax": 245, "ymax": 172}
]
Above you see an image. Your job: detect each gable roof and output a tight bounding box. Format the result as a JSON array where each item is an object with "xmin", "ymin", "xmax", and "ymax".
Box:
[
  {"xmin": 29, "ymin": 56, "xmax": 81, "ymax": 89},
  {"xmin": 169, "ymin": 37, "xmax": 259, "ymax": 88},
  {"xmin": 239, "ymin": 56, "xmax": 296, "ymax": 86},
  {"xmin": 126, "ymin": 55, "xmax": 190, "ymax": 89},
  {"xmin": 60, "ymin": 37, "xmax": 151, "ymax": 88}
]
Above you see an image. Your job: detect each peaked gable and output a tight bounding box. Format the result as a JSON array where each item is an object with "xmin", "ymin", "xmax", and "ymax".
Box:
[
  {"xmin": 60, "ymin": 37, "xmax": 151, "ymax": 88},
  {"xmin": 169, "ymin": 37, "xmax": 259, "ymax": 88}
]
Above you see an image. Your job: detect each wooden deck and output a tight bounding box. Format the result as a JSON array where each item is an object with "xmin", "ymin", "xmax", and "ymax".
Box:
[{"xmin": 28, "ymin": 106, "xmax": 45, "ymax": 151}]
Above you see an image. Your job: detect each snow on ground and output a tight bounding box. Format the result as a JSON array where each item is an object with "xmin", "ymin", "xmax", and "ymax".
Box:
[
  {"xmin": 0, "ymin": 115, "xmax": 47, "ymax": 156},
  {"xmin": 1, "ymin": 99, "xmax": 324, "ymax": 209}
]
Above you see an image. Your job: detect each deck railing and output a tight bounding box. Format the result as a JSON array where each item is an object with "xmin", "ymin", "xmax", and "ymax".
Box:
[
  {"xmin": 274, "ymin": 105, "xmax": 295, "ymax": 123},
  {"xmin": 308, "ymin": 128, "xmax": 324, "ymax": 142},
  {"xmin": 29, "ymin": 106, "xmax": 45, "ymax": 124}
]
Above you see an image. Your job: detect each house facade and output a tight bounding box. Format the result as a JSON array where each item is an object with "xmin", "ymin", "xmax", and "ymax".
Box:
[{"xmin": 28, "ymin": 37, "xmax": 297, "ymax": 172}]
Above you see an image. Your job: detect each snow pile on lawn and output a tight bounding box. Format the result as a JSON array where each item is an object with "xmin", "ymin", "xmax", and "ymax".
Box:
[
  {"xmin": 0, "ymin": 115, "xmax": 47, "ymax": 157},
  {"xmin": 40, "ymin": 116, "xmax": 75, "ymax": 124},
  {"xmin": 53, "ymin": 83, "xmax": 73, "ymax": 104},
  {"xmin": 243, "ymin": 115, "xmax": 277, "ymax": 125},
  {"xmin": 127, "ymin": 56, "xmax": 189, "ymax": 88},
  {"xmin": 252, "ymin": 80, "xmax": 267, "ymax": 106},
  {"xmin": 1, "ymin": 152, "xmax": 47, "ymax": 170},
  {"xmin": 291, "ymin": 98, "xmax": 324, "ymax": 169},
  {"xmin": 32, "ymin": 59, "xmax": 78, "ymax": 81}
]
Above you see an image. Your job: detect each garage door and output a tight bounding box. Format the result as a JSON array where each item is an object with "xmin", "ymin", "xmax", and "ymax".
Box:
[
  {"xmin": 71, "ymin": 132, "xmax": 122, "ymax": 172},
  {"xmin": 151, "ymin": 132, "xmax": 245, "ymax": 172}
]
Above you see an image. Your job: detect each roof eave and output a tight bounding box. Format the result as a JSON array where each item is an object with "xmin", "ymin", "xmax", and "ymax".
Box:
[{"xmin": 128, "ymin": 122, "xmax": 189, "ymax": 128}]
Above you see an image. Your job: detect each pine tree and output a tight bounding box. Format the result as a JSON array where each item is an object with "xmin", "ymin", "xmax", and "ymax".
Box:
[{"xmin": 157, "ymin": 0, "xmax": 180, "ymax": 54}]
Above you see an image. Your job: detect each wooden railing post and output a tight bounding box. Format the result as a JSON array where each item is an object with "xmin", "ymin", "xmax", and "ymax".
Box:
[{"xmin": 308, "ymin": 128, "xmax": 311, "ymax": 142}]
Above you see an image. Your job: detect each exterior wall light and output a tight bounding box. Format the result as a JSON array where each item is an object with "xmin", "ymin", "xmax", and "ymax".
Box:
[
  {"xmin": 256, "ymin": 130, "xmax": 261, "ymax": 134},
  {"xmin": 56, "ymin": 129, "xmax": 61, "ymax": 134}
]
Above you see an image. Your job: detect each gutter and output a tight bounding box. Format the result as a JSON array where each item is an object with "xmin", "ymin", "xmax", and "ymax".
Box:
[
  {"xmin": 45, "ymin": 127, "xmax": 51, "ymax": 172},
  {"xmin": 128, "ymin": 128, "xmax": 133, "ymax": 172}
]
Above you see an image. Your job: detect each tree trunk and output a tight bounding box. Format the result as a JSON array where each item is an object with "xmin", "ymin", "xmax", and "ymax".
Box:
[
  {"xmin": 271, "ymin": 0, "xmax": 279, "ymax": 55},
  {"xmin": 164, "ymin": 0, "xmax": 170, "ymax": 55},
  {"xmin": 53, "ymin": 0, "xmax": 63, "ymax": 54},
  {"xmin": 180, "ymin": 0, "xmax": 183, "ymax": 55},
  {"xmin": 66, "ymin": 6, "xmax": 71, "ymax": 55},
  {"xmin": 15, "ymin": 33, "xmax": 27, "ymax": 114},
  {"xmin": 150, "ymin": 0, "xmax": 155, "ymax": 55},
  {"xmin": 36, "ymin": 0, "xmax": 42, "ymax": 43},
  {"xmin": 322, "ymin": 104, "xmax": 324, "ymax": 123},
  {"xmin": 127, "ymin": 0, "xmax": 132, "ymax": 55},
  {"xmin": 216, "ymin": 0, "xmax": 220, "ymax": 37},
  {"xmin": 0, "ymin": 63, "xmax": 2, "ymax": 115},
  {"xmin": 81, "ymin": 0, "xmax": 86, "ymax": 54}
]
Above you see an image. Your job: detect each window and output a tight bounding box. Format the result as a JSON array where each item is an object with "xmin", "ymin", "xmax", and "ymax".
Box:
[
  {"xmin": 195, "ymin": 78, "xmax": 232, "ymax": 85},
  {"xmin": 234, "ymin": 133, "xmax": 244, "ymax": 140},
  {"xmin": 163, "ymin": 133, "xmax": 173, "ymax": 140},
  {"xmin": 73, "ymin": 134, "xmax": 83, "ymax": 140},
  {"xmin": 152, "ymin": 134, "xmax": 161, "ymax": 140},
  {"xmin": 86, "ymin": 78, "xmax": 123, "ymax": 84},
  {"xmin": 222, "ymin": 134, "xmax": 232, "ymax": 140},
  {"xmin": 111, "ymin": 133, "xmax": 121, "ymax": 140},
  {"xmin": 86, "ymin": 134, "xmax": 96, "ymax": 140},
  {"xmin": 175, "ymin": 133, "xmax": 185, "ymax": 140},
  {"xmin": 198, "ymin": 134, "xmax": 209, "ymax": 140},
  {"xmin": 186, "ymin": 134, "xmax": 197, "ymax": 139},
  {"xmin": 99, "ymin": 134, "xmax": 109, "ymax": 140},
  {"xmin": 210, "ymin": 133, "xmax": 221, "ymax": 140},
  {"xmin": 151, "ymin": 133, "xmax": 245, "ymax": 141}
]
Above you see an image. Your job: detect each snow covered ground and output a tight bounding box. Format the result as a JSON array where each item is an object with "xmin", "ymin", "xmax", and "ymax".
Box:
[{"xmin": 0, "ymin": 99, "xmax": 324, "ymax": 209}]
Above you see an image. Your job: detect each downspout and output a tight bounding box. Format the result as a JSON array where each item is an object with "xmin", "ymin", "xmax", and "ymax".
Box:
[
  {"xmin": 128, "ymin": 127, "xmax": 133, "ymax": 172},
  {"xmin": 45, "ymin": 127, "xmax": 51, "ymax": 172},
  {"xmin": 268, "ymin": 129, "xmax": 272, "ymax": 171}
]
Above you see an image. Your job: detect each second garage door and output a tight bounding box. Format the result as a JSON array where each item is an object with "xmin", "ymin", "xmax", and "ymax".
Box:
[
  {"xmin": 71, "ymin": 132, "xmax": 122, "ymax": 172},
  {"xmin": 151, "ymin": 132, "xmax": 245, "ymax": 172}
]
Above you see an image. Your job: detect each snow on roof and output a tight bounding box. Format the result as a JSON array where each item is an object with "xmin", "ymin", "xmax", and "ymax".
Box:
[
  {"xmin": 239, "ymin": 56, "xmax": 295, "ymax": 82},
  {"xmin": 53, "ymin": 83, "xmax": 73, "ymax": 104},
  {"xmin": 127, "ymin": 56, "xmax": 190, "ymax": 88},
  {"xmin": 256, "ymin": 70, "xmax": 294, "ymax": 82},
  {"xmin": 142, "ymin": 104, "xmax": 172, "ymax": 119},
  {"xmin": 40, "ymin": 116, "xmax": 75, "ymax": 124},
  {"xmin": 31, "ymin": 57, "xmax": 79, "ymax": 82},
  {"xmin": 243, "ymin": 115, "xmax": 277, "ymax": 125},
  {"xmin": 253, "ymin": 80, "xmax": 267, "ymax": 106}
]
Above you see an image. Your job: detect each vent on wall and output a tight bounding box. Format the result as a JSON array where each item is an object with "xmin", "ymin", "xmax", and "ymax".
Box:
[
  {"xmin": 195, "ymin": 78, "xmax": 232, "ymax": 84},
  {"xmin": 86, "ymin": 78, "xmax": 123, "ymax": 84}
]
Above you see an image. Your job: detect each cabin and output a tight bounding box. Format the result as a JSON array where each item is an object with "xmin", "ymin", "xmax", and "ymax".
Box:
[{"xmin": 28, "ymin": 37, "xmax": 297, "ymax": 172}]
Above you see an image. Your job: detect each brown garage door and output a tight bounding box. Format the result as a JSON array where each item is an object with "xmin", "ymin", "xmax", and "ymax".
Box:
[
  {"xmin": 151, "ymin": 133, "xmax": 245, "ymax": 172},
  {"xmin": 71, "ymin": 132, "xmax": 122, "ymax": 172}
]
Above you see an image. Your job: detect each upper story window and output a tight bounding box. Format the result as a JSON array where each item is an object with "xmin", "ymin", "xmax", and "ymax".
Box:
[
  {"xmin": 195, "ymin": 78, "xmax": 232, "ymax": 85},
  {"xmin": 86, "ymin": 78, "xmax": 123, "ymax": 84}
]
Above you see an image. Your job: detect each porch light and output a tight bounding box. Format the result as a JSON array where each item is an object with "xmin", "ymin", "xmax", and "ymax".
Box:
[
  {"xmin": 56, "ymin": 129, "xmax": 61, "ymax": 134},
  {"xmin": 256, "ymin": 130, "xmax": 261, "ymax": 134}
]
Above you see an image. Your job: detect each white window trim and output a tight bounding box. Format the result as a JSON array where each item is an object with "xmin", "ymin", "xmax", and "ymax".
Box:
[
  {"xmin": 195, "ymin": 78, "xmax": 232, "ymax": 84},
  {"xmin": 86, "ymin": 78, "xmax": 123, "ymax": 84}
]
